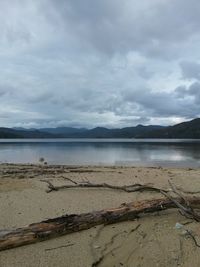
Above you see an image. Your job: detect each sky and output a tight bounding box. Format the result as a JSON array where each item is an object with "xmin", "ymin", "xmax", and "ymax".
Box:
[{"xmin": 0, "ymin": 0, "xmax": 200, "ymax": 129}]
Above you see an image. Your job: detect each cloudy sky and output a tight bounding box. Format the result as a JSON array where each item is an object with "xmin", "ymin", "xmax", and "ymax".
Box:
[{"xmin": 1, "ymin": 0, "xmax": 200, "ymax": 128}]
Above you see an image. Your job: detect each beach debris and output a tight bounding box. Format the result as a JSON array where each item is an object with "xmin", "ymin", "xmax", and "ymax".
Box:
[
  {"xmin": 39, "ymin": 157, "xmax": 45, "ymax": 164},
  {"xmin": 91, "ymin": 224, "xmax": 141, "ymax": 267},
  {"xmin": 180, "ymin": 220, "xmax": 194, "ymax": 225},
  {"xmin": 174, "ymin": 223, "xmax": 188, "ymax": 235},
  {"xmin": 0, "ymin": 195, "xmax": 200, "ymax": 252},
  {"xmin": 160, "ymin": 180, "xmax": 200, "ymax": 221},
  {"xmin": 175, "ymin": 223, "xmax": 184, "ymax": 229},
  {"xmin": 184, "ymin": 230, "xmax": 200, "ymax": 248},
  {"xmin": 41, "ymin": 179, "xmax": 168, "ymax": 194},
  {"xmin": 180, "ymin": 230, "xmax": 188, "ymax": 236},
  {"xmin": 93, "ymin": 245, "xmax": 101, "ymax": 249},
  {"xmin": 62, "ymin": 176, "xmax": 78, "ymax": 185}
]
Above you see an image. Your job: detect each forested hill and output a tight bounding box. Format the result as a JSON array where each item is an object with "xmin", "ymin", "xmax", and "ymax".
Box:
[
  {"xmin": 0, "ymin": 118, "xmax": 200, "ymax": 138},
  {"xmin": 138, "ymin": 118, "xmax": 200, "ymax": 138},
  {"xmin": 0, "ymin": 125, "xmax": 164, "ymax": 138},
  {"xmin": 0, "ymin": 128, "xmax": 54, "ymax": 138}
]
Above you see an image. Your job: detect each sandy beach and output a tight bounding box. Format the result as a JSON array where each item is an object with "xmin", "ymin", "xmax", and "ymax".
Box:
[{"xmin": 0, "ymin": 164, "xmax": 200, "ymax": 267}]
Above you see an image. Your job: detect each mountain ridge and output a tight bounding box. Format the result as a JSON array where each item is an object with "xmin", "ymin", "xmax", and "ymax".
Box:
[{"xmin": 0, "ymin": 118, "xmax": 200, "ymax": 138}]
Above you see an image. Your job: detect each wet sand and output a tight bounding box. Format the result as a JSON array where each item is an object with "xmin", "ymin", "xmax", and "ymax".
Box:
[{"xmin": 0, "ymin": 164, "xmax": 200, "ymax": 267}]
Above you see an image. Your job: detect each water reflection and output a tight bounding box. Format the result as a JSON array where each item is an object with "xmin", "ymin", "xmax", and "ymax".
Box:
[{"xmin": 0, "ymin": 139, "xmax": 200, "ymax": 167}]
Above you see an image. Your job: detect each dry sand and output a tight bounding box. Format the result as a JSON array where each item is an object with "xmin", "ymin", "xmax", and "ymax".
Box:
[{"xmin": 0, "ymin": 164, "xmax": 200, "ymax": 267}]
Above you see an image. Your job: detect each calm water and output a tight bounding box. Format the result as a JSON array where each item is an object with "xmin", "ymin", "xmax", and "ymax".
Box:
[{"xmin": 0, "ymin": 138, "xmax": 200, "ymax": 167}]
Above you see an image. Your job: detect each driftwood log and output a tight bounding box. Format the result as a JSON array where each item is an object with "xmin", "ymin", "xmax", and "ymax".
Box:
[{"xmin": 1, "ymin": 196, "xmax": 200, "ymax": 251}]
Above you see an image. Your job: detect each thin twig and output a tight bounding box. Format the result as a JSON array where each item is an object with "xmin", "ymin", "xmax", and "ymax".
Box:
[
  {"xmin": 92, "ymin": 224, "xmax": 141, "ymax": 267},
  {"xmin": 161, "ymin": 181, "xmax": 200, "ymax": 222},
  {"xmin": 40, "ymin": 180, "xmax": 58, "ymax": 192},
  {"xmin": 60, "ymin": 176, "xmax": 78, "ymax": 185},
  {"xmin": 168, "ymin": 180, "xmax": 190, "ymax": 207},
  {"xmin": 185, "ymin": 230, "xmax": 200, "ymax": 248}
]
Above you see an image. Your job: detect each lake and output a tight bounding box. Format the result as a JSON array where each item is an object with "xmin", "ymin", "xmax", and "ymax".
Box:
[{"xmin": 0, "ymin": 138, "xmax": 200, "ymax": 167}]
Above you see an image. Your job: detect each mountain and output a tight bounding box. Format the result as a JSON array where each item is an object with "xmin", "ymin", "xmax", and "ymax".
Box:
[
  {"xmin": 138, "ymin": 118, "xmax": 200, "ymax": 138},
  {"xmin": 0, "ymin": 128, "xmax": 22, "ymax": 138},
  {"xmin": 0, "ymin": 118, "xmax": 200, "ymax": 138},
  {"xmin": 0, "ymin": 127, "xmax": 54, "ymax": 138},
  {"xmin": 73, "ymin": 125, "xmax": 165, "ymax": 138},
  {"xmin": 13, "ymin": 127, "xmax": 36, "ymax": 131},
  {"xmin": 39, "ymin": 127, "xmax": 87, "ymax": 135},
  {"xmin": 6, "ymin": 125, "xmax": 164, "ymax": 138}
]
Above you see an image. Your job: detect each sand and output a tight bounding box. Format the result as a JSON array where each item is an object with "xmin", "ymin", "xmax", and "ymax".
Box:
[{"xmin": 0, "ymin": 164, "xmax": 200, "ymax": 267}]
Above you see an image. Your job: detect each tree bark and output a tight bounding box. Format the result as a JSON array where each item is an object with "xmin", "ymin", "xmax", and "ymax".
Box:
[{"xmin": 1, "ymin": 196, "xmax": 200, "ymax": 251}]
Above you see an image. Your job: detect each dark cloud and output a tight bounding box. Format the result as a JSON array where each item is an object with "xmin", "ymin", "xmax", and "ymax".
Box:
[
  {"xmin": 0, "ymin": 1, "xmax": 200, "ymax": 128},
  {"xmin": 175, "ymin": 82, "xmax": 200, "ymax": 104},
  {"xmin": 47, "ymin": 0, "xmax": 200, "ymax": 58},
  {"xmin": 123, "ymin": 84, "xmax": 200, "ymax": 119}
]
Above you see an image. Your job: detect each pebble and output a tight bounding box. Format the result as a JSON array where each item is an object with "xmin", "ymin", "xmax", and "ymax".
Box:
[{"xmin": 175, "ymin": 223, "xmax": 184, "ymax": 229}]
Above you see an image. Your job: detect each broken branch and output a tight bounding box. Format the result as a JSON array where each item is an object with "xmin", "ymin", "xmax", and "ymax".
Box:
[
  {"xmin": 161, "ymin": 181, "xmax": 200, "ymax": 221},
  {"xmin": 41, "ymin": 179, "xmax": 168, "ymax": 194}
]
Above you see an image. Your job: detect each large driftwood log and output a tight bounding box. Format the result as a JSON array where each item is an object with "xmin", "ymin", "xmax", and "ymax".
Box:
[{"xmin": 1, "ymin": 196, "xmax": 200, "ymax": 251}]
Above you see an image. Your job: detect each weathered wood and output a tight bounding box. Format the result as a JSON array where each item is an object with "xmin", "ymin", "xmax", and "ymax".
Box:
[
  {"xmin": 162, "ymin": 181, "xmax": 200, "ymax": 221},
  {"xmin": 1, "ymin": 196, "xmax": 200, "ymax": 251},
  {"xmin": 41, "ymin": 180, "xmax": 168, "ymax": 193}
]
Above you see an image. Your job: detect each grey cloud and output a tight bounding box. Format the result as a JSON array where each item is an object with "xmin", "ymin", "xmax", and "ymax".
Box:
[
  {"xmin": 175, "ymin": 82, "xmax": 200, "ymax": 104},
  {"xmin": 46, "ymin": 0, "xmax": 200, "ymax": 58},
  {"xmin": 5, "ymin": 26, "xmax": 31, "ymax": 45},
  {"xmin": 27, "ymin": 92, "xmax": 53, "ymax": 104},
  {"xmin": 137, "ymin": 67, "xmax": 155, "ymax": 80},
  {"xmin": 1, "ymin": 1, "xmax": 200, "ymax": 128},
  {"xmin": 189, "ymin": 82, "xmax": 200, "ymax": 95},
  {"xmin": 0, "ymin": 90, "xmax": 7, "ymax": 97},
  {"xmin": 0, "ymin": 84, "xmax": 15, "ymax": 97},
  {"xmin": 180, "ymin": 61, "xmax": 200, "ymax": 80},
  {"xmin": 123, "ymin": 85, "xmax": 200, "ymax": 119},
  {"xmin": 118, "ymin": 117, "xmax": 151, "ymax": 126},
  {"xmin": 174, "ymin": 86, "xmax": 188, "ymax": 97}
]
